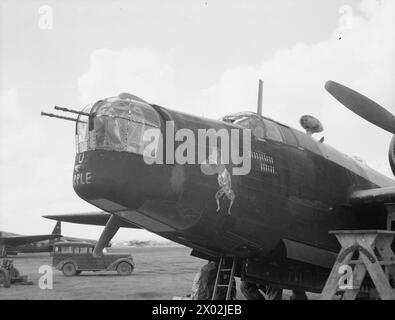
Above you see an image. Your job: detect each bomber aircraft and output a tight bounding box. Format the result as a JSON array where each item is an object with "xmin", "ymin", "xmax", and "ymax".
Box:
[
  {"xmin": 41, "ymin": 80, "xmax": 395, "ymax": 299},
  {"xmin": 0, "ymin": 220, "xmax": 102, "ymax": 257},
  {"xmin": 0, "ymin": 221, "xmax": 61, "ymax": 257}
]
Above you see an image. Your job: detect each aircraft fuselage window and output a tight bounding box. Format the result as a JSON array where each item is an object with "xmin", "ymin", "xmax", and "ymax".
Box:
[
  {"xmin": 223, "ymin": 113, "xmax": 284, "ymax": 142},
  {"xmin": 76, "ymin": 96, "xmax": 161, "ymax": 158},
  {"xmin": 278, "ymin": 125, "xmax": 298, "ymax": 146},
  {"xmin": 233, "ymin": 116, "xmax": 265, "ymax": 139},
  {"xmin": 262, "ymin": 119, "xmax": 283, "ymax": 142}
]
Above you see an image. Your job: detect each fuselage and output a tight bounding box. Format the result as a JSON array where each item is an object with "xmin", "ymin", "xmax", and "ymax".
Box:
[{"xmin": 72, "ymin": 94, "xmax": 395, "ymax": 261}]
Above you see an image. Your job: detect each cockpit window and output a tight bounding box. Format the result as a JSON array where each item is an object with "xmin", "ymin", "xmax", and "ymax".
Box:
[
  {"xmin": 234, "ymin": 116, "xmax": 265, "ymax": 139},
  {"xmin": 222, "ymin": 113, "xmax": 282, "ymax": 141},
  {"xmin": 76, "ymin": 95, "xmax": 161, "ymax": 157},
  {"xmin": 262, "ymin": 119, "xmax": 283, "ymax": 142}
]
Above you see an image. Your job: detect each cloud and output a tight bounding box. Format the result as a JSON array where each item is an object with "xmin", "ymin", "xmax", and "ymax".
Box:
[
  {"xmin": 78, "ymin": 48, "xmax": 176, "ymax": 106},
  {"xmin": 76, "ymin": 0, "xmax": 394, "ymax": 178},
  {"xmin": 195, "ymin": 0, "xmax": 395, "ymax": 177},
  {"xmin": 0, "ymin": 88, "xmax": 19, "ymax": 152}
]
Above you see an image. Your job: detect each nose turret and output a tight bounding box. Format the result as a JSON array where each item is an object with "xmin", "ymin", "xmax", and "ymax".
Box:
[{"xmin": 73, "ymin": 93, "xmax": 170, "ymax": 209}]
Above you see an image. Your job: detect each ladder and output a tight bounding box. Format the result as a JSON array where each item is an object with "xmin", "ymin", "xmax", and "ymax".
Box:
[{"xmin": 212, "ymin": 256, "xmax": 237, "ymax": 300}]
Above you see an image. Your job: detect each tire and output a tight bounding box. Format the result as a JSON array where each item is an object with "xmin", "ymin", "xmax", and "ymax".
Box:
[
  {"xmin": 116, "ymin": 262, "xmax": 133, "ymax": 276},
  {"xmin": 62, "ymin": 263, "xmax": 77, "ymax": 277}
]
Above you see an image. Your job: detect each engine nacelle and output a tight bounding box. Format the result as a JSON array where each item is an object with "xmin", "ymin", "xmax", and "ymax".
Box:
[{"xmin": 389, "ymin": 135, "xmax": 395, "ymax": 176}]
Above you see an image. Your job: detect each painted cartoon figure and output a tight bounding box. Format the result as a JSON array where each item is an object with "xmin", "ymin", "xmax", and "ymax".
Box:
[
  {"xmin": 202, "ymin": 147, "xmax": 236, "ymax": 215},
  {"xmin": 215, "ymin": 163, "xmax": 235, "ymax": 216}
]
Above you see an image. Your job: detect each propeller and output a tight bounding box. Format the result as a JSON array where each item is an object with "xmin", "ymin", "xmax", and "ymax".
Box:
[
  {"xmin": 325, "ymin": 80, "xmax": 395, "ymax": 177},
  {"xmin": 325, "ymin": 80, "xmax": 395, "ymax": 135}
]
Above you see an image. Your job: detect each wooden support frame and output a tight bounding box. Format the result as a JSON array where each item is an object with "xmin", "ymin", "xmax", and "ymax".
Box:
[{"xmin": 321, "ymin": 230, "xmax": 395, "ymax": 300}]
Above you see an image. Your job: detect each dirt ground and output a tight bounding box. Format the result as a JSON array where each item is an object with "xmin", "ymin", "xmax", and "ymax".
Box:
[
  {"xmin": 0, "ymin": 246, "xmax": 321, "ymax": 300},
  {"xmin": 0, "ymin": 246, "xmax": 209, "ymax": 300}
]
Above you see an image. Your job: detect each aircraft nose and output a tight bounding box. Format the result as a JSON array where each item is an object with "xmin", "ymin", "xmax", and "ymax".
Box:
[{"xmin": 73, "ymin": 150, "xmax": 177, "ymax": 210}]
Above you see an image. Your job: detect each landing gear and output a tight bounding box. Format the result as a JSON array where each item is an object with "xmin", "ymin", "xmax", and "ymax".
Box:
[
  {"xmin": 290, "ymin": 290, "xmax": 308, "ymax": 300},
  {"xmin": 191, "ymin": 261, "xmax": 218, "ymax": 300},
  {"xmin": 260, "ymin": 285, "xmax": 283, "ymax": 300},
  {"xmin": 240, "ymin": 281, "xmax": 265, "ymax": 300},
  {"xmin": 240, "ymin": 281, "xmax": 283, "ymax": 300}
]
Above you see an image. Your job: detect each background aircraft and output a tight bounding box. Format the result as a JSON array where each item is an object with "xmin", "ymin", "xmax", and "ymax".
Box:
[
  {"xmin": 0, "ymin": 221, "xmax": 62, "ymax": 257},
  {"xmin": 41, "ymin": 80, "xmax": 395, "ymax": 299},
  {"xmin": 0, "ymin": 220, "xmax": 102, "ymax": 257}
]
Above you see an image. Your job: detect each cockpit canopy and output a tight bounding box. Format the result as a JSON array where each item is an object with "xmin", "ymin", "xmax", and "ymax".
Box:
[
  {"xmin": 221, "ymin": 112, "xmax": 283, "ymax": 142},
  {"xmin": 76, "ymin": 93, "xmax": 161, "ymax": 155}
]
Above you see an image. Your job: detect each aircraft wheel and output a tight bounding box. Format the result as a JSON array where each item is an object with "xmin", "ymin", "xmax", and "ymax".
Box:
[
  {"xmin": 62, "ymin": 263, "xmax": 76, "ymax": 277},
  {"xmin": 240, "ymin": 281, "xmax": 266, "ymax": 300},
  {"xmin": 117, "ymin": 262, "xmax": 133, "ymax": 276},
  {"xmin": 258, "ymin": 284, "xmax": 283, "ymax": 300},
  {"xmin": 291, "ymin": 290, "xmax": 308, "ymax": 300}
]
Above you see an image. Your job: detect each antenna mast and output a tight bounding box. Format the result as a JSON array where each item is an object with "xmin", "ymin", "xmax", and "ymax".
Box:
[{"xmin": 257, "ymin": 79, "xmax": 263, "ymax": 116}]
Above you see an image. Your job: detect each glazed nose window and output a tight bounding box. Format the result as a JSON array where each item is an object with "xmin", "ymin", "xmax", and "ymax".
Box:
[
  {"xmin": 76, "ymin": 103, "xmax": 94, "ymax": 153},
  {"xmin": 85, "ymin": 95, "xmax": 161, "ymax": 156},
  {"xmin": 94, "ymin": 114, "xmax": 122, "ymax": 147},
  {"xmin": 93, "ymin": 101, "xmax": 124, "ymax": 149}
]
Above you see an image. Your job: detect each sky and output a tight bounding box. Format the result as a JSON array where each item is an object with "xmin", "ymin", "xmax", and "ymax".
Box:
[{"xmin": 0, "ymin": 0, "xmax": 394, "ymax": 241}]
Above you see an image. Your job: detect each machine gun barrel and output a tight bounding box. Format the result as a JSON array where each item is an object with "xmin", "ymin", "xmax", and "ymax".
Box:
[
  {"xmin": 52, "ymin": 106, "xmax": 158, "ymax": 128},
  {"xmin": 40, "ymin": 112, "xmax": 85, "ymax": 123},
  {"xmin": 54, "ymin": 106, "xmax": 91, "ymax": 117}
]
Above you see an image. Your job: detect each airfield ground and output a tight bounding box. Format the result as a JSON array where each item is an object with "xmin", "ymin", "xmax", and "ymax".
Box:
[
  {"xmin": 0, "ymin": 246, "xmax": 320, "ymax": 300},
  {"xmin": 0, "ymin": 246, "xmax": 241, "ymax": 300}
]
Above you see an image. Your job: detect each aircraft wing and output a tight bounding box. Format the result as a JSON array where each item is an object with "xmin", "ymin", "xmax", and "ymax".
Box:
[
  {"xmin": 350, "ymin": 187, "xmax": 395, "ymax": 206},
  {"xmin": 2, "ymin": 234, "xmax": 61, "ymax": 246},
  {"xmin": 42, "ymin": 212, "xmax": 141, "ymax": 229}
]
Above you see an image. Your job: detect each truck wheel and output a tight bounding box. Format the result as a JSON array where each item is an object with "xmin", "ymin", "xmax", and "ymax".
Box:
[
  {"xmin": 62, "ymin": 263, "xmax": 76, "ymax": 277},
  {"xmin": 117, "ymin": 262, "xmax": 133, "ymax": 275}
]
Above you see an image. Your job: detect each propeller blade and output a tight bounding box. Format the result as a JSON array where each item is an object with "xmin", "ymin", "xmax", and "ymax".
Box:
[{"xmin": 325, "ymin": 80, "xmax": 395, "ymax": 134}]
